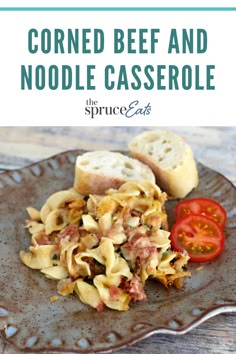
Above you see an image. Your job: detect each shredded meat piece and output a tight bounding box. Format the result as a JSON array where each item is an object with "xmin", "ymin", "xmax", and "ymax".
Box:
[
  {"xmin": 58, "ymin": 224, "xmax": 80, "ymax": 243},
  {"xmin": 109, "ymin": 286, "xmax": 120, "ymax": 300},
  {"xmin": 96, "ymin": 302, "xmax": 104, "ymax": 312},
  {"xmin": 121, "ymin": 275, "xmax": 147, "ymax": 302},
  {"xmin": 122, "ymin": 233, "xmax": 156, "ymax": 268}
]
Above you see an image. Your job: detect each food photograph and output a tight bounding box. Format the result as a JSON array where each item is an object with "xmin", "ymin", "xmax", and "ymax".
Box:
[{"xmin": 0, "ymin": 126, "xmax": 235, "ymax": 354}]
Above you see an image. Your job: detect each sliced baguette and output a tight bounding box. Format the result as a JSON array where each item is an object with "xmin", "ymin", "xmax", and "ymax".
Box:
[
  {"xmin": 128, "ymin": 130, "xmax": 199, "ymax": 198},
  {"xmin": 73, "ymin": 150, "xmax": 156, "ymax": 195}
]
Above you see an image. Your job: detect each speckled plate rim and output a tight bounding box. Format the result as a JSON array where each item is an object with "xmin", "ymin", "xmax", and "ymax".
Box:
[{"xmin": 0, "ymin": 149, "xmax": 236, "ymax": 354}]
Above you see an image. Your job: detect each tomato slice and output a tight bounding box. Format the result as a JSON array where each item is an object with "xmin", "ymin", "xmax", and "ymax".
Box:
[
  {"xmin": 174, "ymin": 198, "xmax": 227, "ymax": 229},
  {"xmin": 170, "ymin": 214, "xmax": 225, "ymax": 263}
]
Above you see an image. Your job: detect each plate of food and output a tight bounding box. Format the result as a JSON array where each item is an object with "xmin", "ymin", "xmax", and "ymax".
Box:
[{"xmin": 0, "ymin": 130, "xmax": 235, "ymax": 354}]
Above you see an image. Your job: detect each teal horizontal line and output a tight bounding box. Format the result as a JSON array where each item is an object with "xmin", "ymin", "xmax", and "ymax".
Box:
[{"xmin": 0, "ymin": 7, "xmax": 236, "ymax": 11}]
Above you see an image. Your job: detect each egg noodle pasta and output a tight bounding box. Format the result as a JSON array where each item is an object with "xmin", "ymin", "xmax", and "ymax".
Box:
[{"xmin": 20, "ymin": 180, "xmax": 191, "ymax": 311}]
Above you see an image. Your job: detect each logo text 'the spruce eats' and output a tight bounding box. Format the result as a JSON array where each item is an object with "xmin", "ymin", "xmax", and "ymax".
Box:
[{"xmin": 84, "ymin": 99, "xmax": 151, "ymax": 118}]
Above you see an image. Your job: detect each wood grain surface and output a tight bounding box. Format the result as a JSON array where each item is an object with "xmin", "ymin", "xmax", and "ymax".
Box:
[{"xmin": 0, "ymin": 126, "xmax": 235, "ymax": 354}]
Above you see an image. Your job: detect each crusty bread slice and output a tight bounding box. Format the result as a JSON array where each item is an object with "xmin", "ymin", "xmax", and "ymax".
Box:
[
  {"xmin": 73, "ymin": 150, "xmax": 156, "ymax": 195},
  {"xmin": 128, "ymin": 130, "xmax": 199, "ymax": 198}
]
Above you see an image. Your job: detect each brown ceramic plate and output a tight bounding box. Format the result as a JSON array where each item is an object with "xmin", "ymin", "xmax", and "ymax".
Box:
[{"xmin": 0, "ymin": 150, "xmax": 236, "ymax": 354}]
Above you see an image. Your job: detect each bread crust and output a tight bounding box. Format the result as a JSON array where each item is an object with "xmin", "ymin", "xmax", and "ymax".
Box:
[{"xmin": 129, "ymin": 130, "xmax": 199, "ymax": 198}]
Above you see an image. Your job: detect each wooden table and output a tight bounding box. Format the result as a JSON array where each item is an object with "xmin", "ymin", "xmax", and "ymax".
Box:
[{"xmin": 0, "ymin": 126, "xmax": 235, "ymax": 354}]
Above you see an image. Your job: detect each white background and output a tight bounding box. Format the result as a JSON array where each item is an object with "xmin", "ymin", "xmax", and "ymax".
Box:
[{"xmin": 0, "ymin": 8, "xmax": 235, "ymax": 125}]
